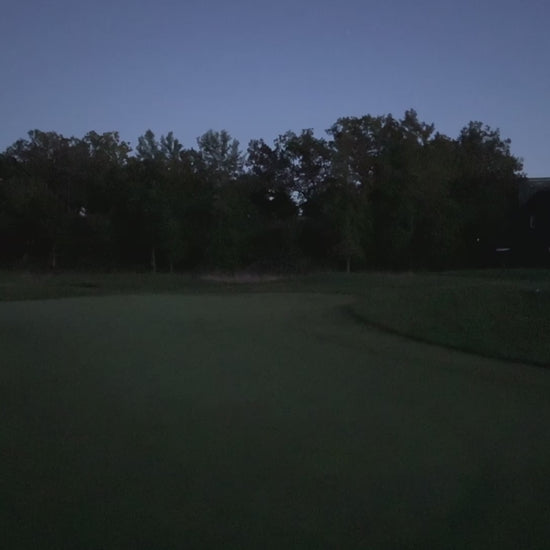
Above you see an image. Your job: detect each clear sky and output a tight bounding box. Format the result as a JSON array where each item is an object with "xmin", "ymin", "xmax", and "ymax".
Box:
[{"xmin": 1, "ymin": 0, "xmax": 549, "ymax": 175}]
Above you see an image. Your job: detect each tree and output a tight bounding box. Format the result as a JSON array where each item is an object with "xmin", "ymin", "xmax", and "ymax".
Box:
[
  {"xmin": 160, "ymin": 131, "xmax": 183, "ymax": 163},
  {"xmin": 407, "ymin": 133, "xmax": 462, "ymax": 268},
  {"xmin": 0, "ymin": 113, "xmax": 526, "ymax": 271},
  {"xmin": 245, "ymin": 139, "xmax": 299, "ymax": 269},
  {"xmin": 73, "ymin": 131, "xmax": 132, "ymax": 266},
  {"xmin": 136, "ymin": 129, "xmax": 161, "ymax": 162},
  {"xmin": 274, "ymin": 129, "xmax": 331, "ymax": 204},
  {"xmin": 125, "ymin": 130, "xmax": 188, "ymax": 271},
  {"xmin": 196, "ymin": 129, "xmax": 243, "ymax": 184},
  {"xmin": 3, "ymin": 130, "xmax": 89, "ymax": 267},
  {"xmin": 453, "ymin": 122, "xmax": 523, "ymax": 265}
]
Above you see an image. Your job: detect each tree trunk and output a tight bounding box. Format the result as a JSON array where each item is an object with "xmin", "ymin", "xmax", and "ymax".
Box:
[{"xmin": 50, "ymin": 243, "xmax": 57, "ymax": 270}]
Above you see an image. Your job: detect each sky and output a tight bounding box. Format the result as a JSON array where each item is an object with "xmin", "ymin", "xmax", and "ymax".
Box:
[{"xmin": 1, "ymin": 0, "xmax": 549, "ymax": 175}]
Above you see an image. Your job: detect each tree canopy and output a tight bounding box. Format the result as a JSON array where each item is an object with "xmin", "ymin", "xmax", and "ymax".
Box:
[{"xmin": 0, "ymin": 110, "xmax": 527, "ymax": 271}]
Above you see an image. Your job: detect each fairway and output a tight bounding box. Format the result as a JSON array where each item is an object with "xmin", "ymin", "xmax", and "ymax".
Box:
[{"xmin": 2, "ymin": 291, "xmax": 550, "ymax": 548}]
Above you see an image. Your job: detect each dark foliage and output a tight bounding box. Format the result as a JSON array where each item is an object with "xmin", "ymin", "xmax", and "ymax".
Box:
[{"xmin": 0, "ymin": 111, "xmax": 526, "ymax": 271}]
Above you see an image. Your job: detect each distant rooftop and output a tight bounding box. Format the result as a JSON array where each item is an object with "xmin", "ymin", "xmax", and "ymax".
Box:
[{"xmin": 520, "ymin": 177, "xmax": 550, "ymax": 205}]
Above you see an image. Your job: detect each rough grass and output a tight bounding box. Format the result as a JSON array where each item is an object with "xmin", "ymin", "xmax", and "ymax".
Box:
[{"xmin": 345, "ymin": 271, "xmax": 550, "ymax": 366}]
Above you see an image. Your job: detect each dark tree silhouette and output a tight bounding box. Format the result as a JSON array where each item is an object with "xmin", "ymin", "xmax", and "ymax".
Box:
[{"xmin": 0, "ymin": 111, "xmax": 525, "ymax": 271}]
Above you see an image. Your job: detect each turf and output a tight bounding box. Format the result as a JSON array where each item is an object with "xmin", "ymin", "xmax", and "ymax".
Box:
[
  {"xmin": 2, "ymin": 269, "xmax": 549, "ymax": 367},
  {"xmin": 345, "ymin": 271, "xmax": 550, "ymax": 366},
  {"xmin": 2, "ymin": 288, "xmax": 550, "ymax": 548}
]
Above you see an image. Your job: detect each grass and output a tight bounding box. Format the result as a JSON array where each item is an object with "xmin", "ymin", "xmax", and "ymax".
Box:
[
  {"xmin": 2, "ymin": 270, "xmax": 550, "ymax": 548},
  {"xmin": 345, "ymin": 271, "xmax": 550, "ymax": 366}
]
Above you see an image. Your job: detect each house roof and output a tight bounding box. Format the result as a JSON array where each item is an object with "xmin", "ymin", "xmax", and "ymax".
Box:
[{"xmin": 519, "ymin": 177, "xmax": 550, "ymax": 205}]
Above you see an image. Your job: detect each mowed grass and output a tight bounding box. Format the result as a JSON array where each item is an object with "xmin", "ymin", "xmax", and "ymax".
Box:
[
  {"xmin": 1, "ymin": 272, "xmax": 550, "ymax": 548},
  {"xmin": 1, "ymin": 268, "xmax": 549, "ymax": 365}
]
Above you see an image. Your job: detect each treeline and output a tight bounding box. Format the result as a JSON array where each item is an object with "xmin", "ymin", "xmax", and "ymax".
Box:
[{"xmin": 0, "ymin": 110, "xmax": 524, "ymax": 272}]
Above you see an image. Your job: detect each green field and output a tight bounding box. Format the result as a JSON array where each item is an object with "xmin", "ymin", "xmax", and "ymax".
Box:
[{"xmin": 2, "ymin": 271, "xmax": 550, "ymax": 548}]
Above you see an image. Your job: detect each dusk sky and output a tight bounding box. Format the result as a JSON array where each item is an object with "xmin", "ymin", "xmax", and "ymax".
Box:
[{"xmin": 2, "ymin": 0, "xmax": 549, "ymax": 175}]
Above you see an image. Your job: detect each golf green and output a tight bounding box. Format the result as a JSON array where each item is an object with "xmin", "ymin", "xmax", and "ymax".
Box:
[{"xmin": 2, "ymin": 293, "xmax": 550, "ymax": 548}]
